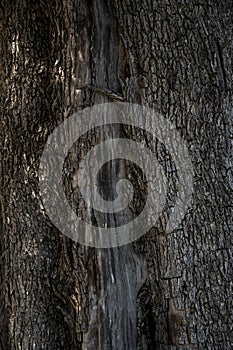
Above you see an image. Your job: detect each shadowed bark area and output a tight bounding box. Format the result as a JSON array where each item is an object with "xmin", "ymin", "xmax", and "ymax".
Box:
[{"xmin": 0, "ymin": 0, "xmax": 232, "ymax": 349}]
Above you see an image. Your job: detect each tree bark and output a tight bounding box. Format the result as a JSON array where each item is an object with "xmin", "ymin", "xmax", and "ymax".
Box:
[{"xmin": 0, "ymin": 1, "xmax": 232, "ymax": 349}]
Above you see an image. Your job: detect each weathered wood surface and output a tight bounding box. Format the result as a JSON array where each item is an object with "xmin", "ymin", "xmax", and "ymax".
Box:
[{"xmin": 0, "ymin": 0, "xmax": 232, "ymax": 349}]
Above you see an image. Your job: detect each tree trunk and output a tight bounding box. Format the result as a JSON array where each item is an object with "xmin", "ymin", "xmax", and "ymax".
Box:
[{"xmin": 0, "ymin": 1, "xmax": 232, "ymax": 349}]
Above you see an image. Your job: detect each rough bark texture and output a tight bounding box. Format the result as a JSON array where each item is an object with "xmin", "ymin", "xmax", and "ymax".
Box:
[{"xmin": 0, "ymin": 0, "xmax": 232, "ymax": 349}]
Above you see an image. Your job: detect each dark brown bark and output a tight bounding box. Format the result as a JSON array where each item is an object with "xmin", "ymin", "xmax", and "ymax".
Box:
[{"xmin": 0, "ymin": 0, "xmax": 232, "ymax": 349}]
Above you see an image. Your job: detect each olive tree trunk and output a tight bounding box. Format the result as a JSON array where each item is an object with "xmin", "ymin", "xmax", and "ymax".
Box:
[{"xmin": 0, "ymin": 1, "xmax": 232, "ymax": 349}]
